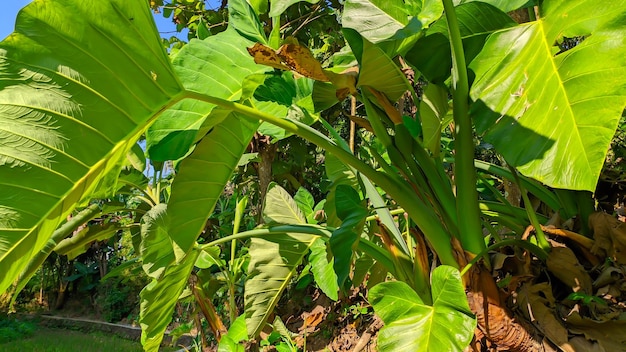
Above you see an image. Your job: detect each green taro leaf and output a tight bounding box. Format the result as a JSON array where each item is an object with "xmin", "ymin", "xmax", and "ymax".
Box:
[
  {"xmin": 245, "ymin": 184, "xmax": 317, "ymax": 337},
  {"xmin": 269, "ymin": 0, "xmax": 320, "ymax": 18},
  {"xmin": 405, "ymin": 2, "xmax": 517, "ymax": 84},
  {"xmin": 330, "ymin": 184, "xmax": 367, "ymax": 288},
  {"xmin": 140, "ymin": 249, "xmax": 199, "ymax": 351},
  {"xmin": 218, "ymin": 315, "xmax": 248, "ymax": 352},
  {"xmin": 454, "ymin": 0, "xmax": 532, "ymax": 13},
  {"xmin": 308, "ymin": 238, "xmax": 339, "ymax": 300},
  {"xmin": 0, "ymin": 0, "xmax": 183, "ymax": 295},
  {"xmin": 55, "ymin": 222, "xmax": 121, "ymax": 260},
  {"xmin": 140, "ymin": 204, "xmax": 177, "ymax": 279},
  {"xmin": 294, "ymin": 187, "xmax": 315, "ymax": 223},
  {"xmin": 229, "ymin": 0, "xmax": 267, "ymax": 44},
  {"xmin": 470, "ymin": 0, "xmax": 626, "ymax": 191},
  {"xmin": 166, "ymin": 111, "xmax": 259, "ymax": 260},
  {"xmin": 263, "ymin": 183, "xmax": 306, "ymax": 224},
  {"xmin": 146, "ymin": 29, "xmax": 262, "ymax": 161},
  {"xmin": 343, "ymin": 0, "xmax": 411, "ymax": 44},
  {"xmin": 358, "ymin": 39, "xmax": 412, "ymax": 102},
  {"xmin": 369, "ymin": 266, "xmax": 476, "ymax": 352}
]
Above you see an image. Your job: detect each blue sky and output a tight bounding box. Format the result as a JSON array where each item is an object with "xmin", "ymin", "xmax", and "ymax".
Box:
[{"xmin": 0, "ymin": 1, "xmax": 187, "ymax": 41}]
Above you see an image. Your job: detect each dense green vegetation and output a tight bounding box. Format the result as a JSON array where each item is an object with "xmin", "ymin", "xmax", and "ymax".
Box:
[{"xmin": 1, "ymin": 0, "xmax": 626, "ymax": 351}]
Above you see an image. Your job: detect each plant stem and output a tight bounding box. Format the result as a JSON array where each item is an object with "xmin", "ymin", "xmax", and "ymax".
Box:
[
  {"xmin": 186, "ymin": 90, "xmax": 459, "ymax": 267},
  {"xmin": 442, "ymin": 0, "xmax": 485, "ymax": 255}
]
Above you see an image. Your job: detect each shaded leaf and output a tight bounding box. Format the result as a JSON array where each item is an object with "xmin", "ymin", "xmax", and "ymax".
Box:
[
  {"xmin": 309, "ymin": 238, "xmax": 339, "ymax": 300},
  {"xmin": 330, "ymin": 185, "xmax": 367, "ymax": 288}
]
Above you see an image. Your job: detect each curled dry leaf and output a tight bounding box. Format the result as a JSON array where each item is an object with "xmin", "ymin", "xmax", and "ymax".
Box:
[
  {"xmin": 277, "ymin": 43, "xmax": 329, "ymax": 82},
  {"xmin": 247, "ymin": 43, "xmax": 290, "ymax": 71},
  {"xmin": 547, "ymin": 240, "xmax": 593, "ymax": 293},
  {"xmin": 589, "ymin": 212, "xmax": 626, "ymax": 264},
  {"xmin": 593, "ymin": 266, "xmax": 624, "ymax": 288},
  {"xmin": 517, "ymin": 283, "xmax": 574, "ymax": 352},
  {"xmin": 247, "ymin": 42, "xmax": 357, "ymax": 100}
]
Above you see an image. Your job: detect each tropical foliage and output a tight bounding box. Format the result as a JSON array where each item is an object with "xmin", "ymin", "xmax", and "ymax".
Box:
[{"xmin": 1, "ymin": 0, "xmax": 626, "ymax": 351}]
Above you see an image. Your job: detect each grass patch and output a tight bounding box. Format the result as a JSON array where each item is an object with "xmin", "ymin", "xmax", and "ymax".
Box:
[
  {"xmin": 0, "ymin": 327, "xmax": 181, "ymax": 352},
  {"xmin": 0, "ymin": 316, "xmax": 35, "ymax": 343}
]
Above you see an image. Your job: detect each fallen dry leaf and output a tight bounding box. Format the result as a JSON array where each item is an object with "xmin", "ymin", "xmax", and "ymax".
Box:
[
  {"xmin": 547, "ymin": 240, "xmax": 593, "ymax": 293},
  {"xmin": 517, "ymin": 283, "xmax": 573, "ymax": 352},
  {"xmin": 590, "ymin": 212, "xmax": 626, "ymax": 264},
  {"xmin": 566, "ymin": 310, "xmax": 626, "ymax": 351}
]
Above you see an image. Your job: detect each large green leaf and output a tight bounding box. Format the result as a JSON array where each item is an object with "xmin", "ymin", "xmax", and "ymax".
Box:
[
  {"xmin": 308, "ymin": 238, "xmax": 339, "ymax": 300},
  {"xmin": 330, "ymin": 185, "xmax": 367, "ymax": 288},
  {"xmin": 0, "ymin": 0, "xmax": 183, "ymax": 295},
  {"xmin": 229, "ymin": 0, "xmax": 267, "ymax": 44},
  {"xmin": 369, "ymin": 266, "xmax": 476, "ymax": 352},
  {"xmin": 245, "ymin": 184, "xmax": 318, "ymax": 337},
  {"xmin": 454, "ymin": 0, "xmax": 532, "ymax": 13},
  {"xmin": 269, "ymin": 0, "xmax": 320, "ymax": 18},
  {"xmin": 343, "ymin": 0, "xmax": 411, "ymax": 44},
  {"xmin": 146, "ymin": 29, "xmax": 262, "ymax": 161},
  {"xmin": 405, "ymin": 2, "xmax": 516, "ymax": 83},
  {"xmin": 140, "ymin": 249, "xmax": 199, "ymax": 351},
  {"xmin": 470, "ymin": 0, "xmax": 626, "ymax": 191},
  {"xmin": 358, "ymin": 39, "xmax": 412, "ymax": 102},
  {"xmin": 218, "ymin": 315, "xmax": 248, "ymax": 352},
  {"xmin": 139, "ymin": 204, "xmax": 176, "ymax": 279}
]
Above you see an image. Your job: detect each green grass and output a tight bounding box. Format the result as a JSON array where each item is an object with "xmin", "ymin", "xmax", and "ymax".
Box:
[{"xmin": 0, "ymin": 327, "xmax": 181, "ymax": 352}]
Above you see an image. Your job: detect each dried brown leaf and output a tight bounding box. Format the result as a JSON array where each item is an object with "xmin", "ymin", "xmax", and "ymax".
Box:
[
  {"xmin": 247, "ymin": 43, "xmax": 290, "ymax": 71},
  {"xmin": 547, "ymin": 241, "xmax": 593, "ymax": 293},
  {"xmin": 277, "ymin": 43, "xmax": 329, "ymax": 82},
  {"xmin": 517, "ymin": 283, "xmax": 572, "ymax": 351},
  {"xmin": 589, "ymin": 212, "xmax": 626, "ymax": 264},
  {"xmin": 566, "ymin": 311, "xmax": 626, "ymax": 351}
]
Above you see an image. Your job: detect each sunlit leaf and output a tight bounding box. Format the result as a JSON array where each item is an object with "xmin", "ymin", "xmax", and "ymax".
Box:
[
  {"xmin": 0, "ymin": 0, "xmax": 183, "ymax": 295},
  {"xmin": 470, "ymin": 0, "xmax": 626, "ymax": 191}
]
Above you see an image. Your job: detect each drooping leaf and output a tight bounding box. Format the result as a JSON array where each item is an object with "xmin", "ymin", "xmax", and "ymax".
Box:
[
  {"xmin": 146, "ymin": 29, "xmax": 262, "ymax": 161},
  {"xmin": 11, "ymin": 203, "xmax": 102, "ymax": 305},
  {"xmin": 0, "ymin": 0, "xmax": 183, "ymax": 295},
  {"xmin": 166, "ymin": 111, "xmax": 259, "ymax": 261},
  {"xmin": 369, "ymin": 266, "xmax": 476, "ymax": 352},
  {"xmin": 308, "ymin": 238, "xmax": 339, "ymax": 300},
  {"xmin": 470, "ymin": 0, "xmax": 626, "ymax": 191},
  {"xmin": 330, "ymin": 185, "xmax": 367, "ymax": 288},
  {"xmin": 245, "ymin": 233, "xmax": 318, "ymax": 337},
  {"xmin": 358, "ymin": 39, "xmax": 412, "ymax": 103},
  {"xmin": 140, "ymin": 249, "xmax": 199, "ymax": 351},
  {"xmin": 245, "ymin": 184, "xmax": 317, "ymax": 336},
  {"xmin": 55, "ymin": 222, "xmax": 121, "ymax": 260},
  {"xmin": 140, "ymin": 204, "xmax": 177, "ymax": 279}
]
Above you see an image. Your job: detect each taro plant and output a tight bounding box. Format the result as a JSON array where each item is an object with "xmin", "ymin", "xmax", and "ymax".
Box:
[{"xmin": 1, "ymin": 0, "xmax": 626, "ymax": 351}]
